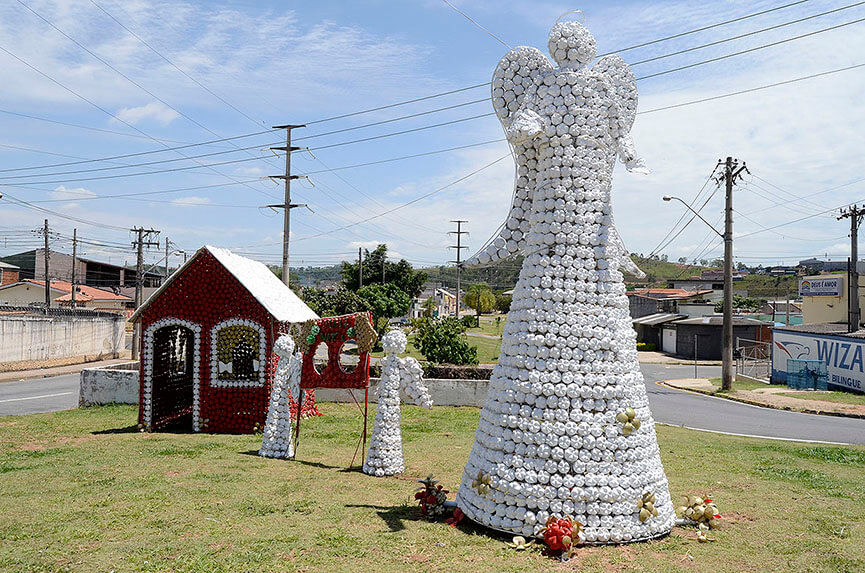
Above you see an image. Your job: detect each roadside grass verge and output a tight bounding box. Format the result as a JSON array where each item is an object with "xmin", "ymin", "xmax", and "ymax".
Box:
[
  {"xmin": 709, "ymin": 377, "xmax": 865, "ymax": 407},
  {"xmin": 1, "ymin": 404, "xmax": 863, "ymax": 572}
]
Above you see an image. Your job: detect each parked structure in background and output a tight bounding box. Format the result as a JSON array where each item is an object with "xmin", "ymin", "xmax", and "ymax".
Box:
[
  {"xmin": 627, "ymin": 288, "xmax": 713, "ymax": 318},
  {"xmin": 0, "ymin": 249, "xmax": 163, "ymax": 287},
  {"xmin": 0, "ymin": 261, "xmax": 19, "ymax": 286},
  {"xmin": 0, "ymin": 280, "xmax": 132, "ymax": 314},
  {"xmin": 660, "ymin": 316, "xmax": 769, "ymax": 359}
]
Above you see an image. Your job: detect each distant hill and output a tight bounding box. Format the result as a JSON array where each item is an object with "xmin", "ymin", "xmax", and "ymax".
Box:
[{"xmin": 627, "ymin": 256, "xmax": 707, "ymax": 288}]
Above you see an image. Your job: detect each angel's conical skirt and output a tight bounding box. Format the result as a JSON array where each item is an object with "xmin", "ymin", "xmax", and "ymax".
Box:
[{"xmin": 455, "ymin": 177, "xmax": 676, "ymax": 545}]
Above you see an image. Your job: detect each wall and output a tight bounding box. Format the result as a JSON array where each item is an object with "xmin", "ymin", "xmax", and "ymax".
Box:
[
  {"xmin": 627, "ymin": 295, "xmax": 658, "ymax": 319},
  {"xmin": 80, "ymin": 362, "xmax": 140, "ymax": 406},
  {"xmin": 674, "ymin": 324, "xmax": 761, "ymax": 360},
  {"xmin": 0, "ymin": 269, "xmax": 18, "ymax": 286},
  {"xmin": 772, "ymin": 328, "xmax": 864, "ymax": 393},
  {"xmin": 0, "ymin": 312, "xmax": 125, "ymax": 371},
  {"xmin": 316, "ymin": 377, "xmax": 490, "ymax": 407},
  {"xmin": 801, "ymin": 275, "xmax": 865, "ymax": 325}
]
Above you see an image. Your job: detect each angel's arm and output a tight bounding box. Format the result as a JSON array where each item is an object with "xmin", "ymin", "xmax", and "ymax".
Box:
[
  {"xmin": 617, "ymin": 130, "xmax": 649, "ymax": 175},
  {"xmin": 401, "ymin": 357, "xmax": 432, "ymax": 409}
]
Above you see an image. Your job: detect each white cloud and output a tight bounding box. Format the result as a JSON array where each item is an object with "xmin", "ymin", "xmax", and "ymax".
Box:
[
  {"xmin": 348, "ymin": 240, "xmax": 384, "ymax": 250},
  {"xmin": 51, "ymin": 185, "xmax": 97, "ymax": 200},
  {"xmin": 114, "ymin": 101, "xmax": 180, "ymax": 126},
  {"xmin": 171, "ymin": 196, "xmax": 211, "ymax": 206},
  {"xmin": 234, "ymin": 166, "xmax": 265, "ymax": 176}
]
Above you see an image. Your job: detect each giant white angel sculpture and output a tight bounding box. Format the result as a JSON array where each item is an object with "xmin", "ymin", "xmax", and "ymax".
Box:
[
  {"xmin": 259, "ymin": 334, "xmax": 302, "ymax": 459},
  {"xmin": 363, "ymin": 329, "xmax": 433, "ymax": 477},
  {"xmin": 454, "ymin": 17, "xmax": 676, "ymax": 545}
]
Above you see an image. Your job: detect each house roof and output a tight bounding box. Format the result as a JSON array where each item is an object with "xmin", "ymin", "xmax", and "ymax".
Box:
[
  {"xmin": 0, "ymin": 261, "xmax": 19, "ymax": 270},
  {"xmin": 627, "ymin": 288, "xmax": 713, "ymax": 300},
  {"xmin": 672, "ymin": 315, "xmax": 768, "ymax": 327},
  {"xmin": 632, "ymin": 312, "xmax": 686, "ymax": 326},
  {"xmin": 130, "ymin": 245, "xmax": 319, "ymax": 323},
  {"xmin": 0, "ymin": 280, "xmax": 131, "ymax": 301}
]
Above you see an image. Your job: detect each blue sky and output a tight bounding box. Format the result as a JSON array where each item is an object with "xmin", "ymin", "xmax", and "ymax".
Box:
[{"xmin": 0, "ymin": 0, "xmax": 864, "ymax": 272}]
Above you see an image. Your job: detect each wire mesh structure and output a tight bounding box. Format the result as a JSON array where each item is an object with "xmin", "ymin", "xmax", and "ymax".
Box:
[
  {"xmin": 736, "ymin": 338, "xmax": 771, "ymax": 382},
  {"xmin": 786, "ymin": 359, "xmax": 828, "ymax": 391}
]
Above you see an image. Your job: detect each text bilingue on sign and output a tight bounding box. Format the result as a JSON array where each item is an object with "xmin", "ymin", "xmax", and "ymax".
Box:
[{"xmin": 799, "ymin": 276, "xmax": 842, "ymax": 297}]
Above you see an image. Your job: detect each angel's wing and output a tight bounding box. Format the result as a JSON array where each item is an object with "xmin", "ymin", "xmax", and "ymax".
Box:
[
  {"xmin": 592, "ymin": 55, "xmax": 637, "ymax": 132},
  {"xmin": 592, "ymin": 55, "xmax": 649, "ymax": 173},
  {"xmin": 466, "ymin": 47, "xmax": 553, "ymax": 267}
]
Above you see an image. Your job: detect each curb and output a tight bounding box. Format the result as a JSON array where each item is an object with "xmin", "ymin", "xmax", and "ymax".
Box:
[{"xmin": 659, "ymin": 381, "xmax": 865, "ymax": 420}]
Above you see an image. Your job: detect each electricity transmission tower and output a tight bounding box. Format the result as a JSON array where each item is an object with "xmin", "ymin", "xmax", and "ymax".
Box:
[{"xmin": 130, "ymin": 227, "xmax": 160, "ymax": 359}]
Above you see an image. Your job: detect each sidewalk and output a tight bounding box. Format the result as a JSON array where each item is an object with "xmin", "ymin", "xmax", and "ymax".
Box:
[
  {"xmin": 663, "ymin": 377, "xmax": 865, "ymax": 419},
  {"xmin": 0, "ymin": 356, "xmax": 136, "ymax": 383},
  {"xmin": 638, "ymin": 351, "xmax": 721, "ymax": 366}
]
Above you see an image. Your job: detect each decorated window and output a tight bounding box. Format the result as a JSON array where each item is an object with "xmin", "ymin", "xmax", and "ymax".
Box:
[{"xmin": 210, "ymin": 319, "xmax": 266, "ymax": 388}]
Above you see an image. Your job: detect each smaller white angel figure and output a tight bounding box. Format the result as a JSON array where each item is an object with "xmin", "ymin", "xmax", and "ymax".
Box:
[
  {"xmin": 363, "ymin": 329, "xmax": 433, "ymax": 477},
  {"xmin": 259, "ymin": 334, "xmax": 302, "ymax": 459}
]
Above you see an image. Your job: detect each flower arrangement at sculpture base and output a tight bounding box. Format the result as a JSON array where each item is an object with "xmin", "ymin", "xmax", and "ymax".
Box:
[
  {"xmin": 676, "ymin": 495, "xmax": 722, "ymax": 542},
  {"xmin": 415, "ymin": 475, "xmax": 450, "ymax": 519}
]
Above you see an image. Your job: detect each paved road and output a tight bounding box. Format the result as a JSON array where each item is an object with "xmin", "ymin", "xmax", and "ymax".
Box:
[
  {"xmin": 0, "ymin": 374, "xmax": 79, "ymax": 416},
  {"xmin": 2, "ymin": 365, "xmax": 864, "ymax": 445},
  {"xmin": 640, "ymin": 363, "xmax": 865, "ymax": 446}
]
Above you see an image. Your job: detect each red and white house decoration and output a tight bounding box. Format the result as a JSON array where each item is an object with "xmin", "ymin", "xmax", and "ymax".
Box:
[{"xmin": 132, "ymin": 245, "xmax": 318, "ymax": 433}]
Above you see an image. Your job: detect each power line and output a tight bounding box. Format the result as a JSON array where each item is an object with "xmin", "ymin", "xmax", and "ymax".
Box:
[
  {"xmin": 440, "ymin": 0, "xmax": 510, "ymax": 49},
  {"xmin": 647, "ymin": 170, "xmax": 718, "ymax": 257},
  {"xmin": 87, "ymin": 0, "xmax": 265, "ymax": 128},
  {"xmin": 630, "ymin": 1, "xmax": 865, "ymax": 67},
  {"xmin": 299, "ymin": 0, "xmax": 814, "ymax": 126},
  {"xmin": 635, "ymin": 15, "xmax": 865, "ymax": 82}
]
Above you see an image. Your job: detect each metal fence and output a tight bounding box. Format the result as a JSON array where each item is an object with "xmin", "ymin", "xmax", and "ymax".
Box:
[
  {"xmin": 0, "ymin": 305, "xmax": 124, "ymax": 320},
  {"xmin": 736, "ymin": 337, "xmax": 771, "ymax": 382}
]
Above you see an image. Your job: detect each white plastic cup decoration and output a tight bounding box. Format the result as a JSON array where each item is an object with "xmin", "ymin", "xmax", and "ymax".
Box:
[
  {"xmin": 363, "ymin": 329, "xmax": 433, "ymax": 476},
  {"xmin": 259, "ymin": 334, "xmax": 302, "ymax": 459},
  {"xmin": 454, "ymin": 16, "xmax": 675, "ymax": 545}
]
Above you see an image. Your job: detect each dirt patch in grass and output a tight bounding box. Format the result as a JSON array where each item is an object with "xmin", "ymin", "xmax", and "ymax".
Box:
[{"xmin": 0, "ymin": 403, "xmax": 864, "ymax": 571}]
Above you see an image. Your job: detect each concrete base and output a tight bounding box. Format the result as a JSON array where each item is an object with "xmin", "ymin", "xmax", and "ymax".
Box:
[{"xmin": 79, "ymin": 362, "xmax": 139, "ymax": 406}]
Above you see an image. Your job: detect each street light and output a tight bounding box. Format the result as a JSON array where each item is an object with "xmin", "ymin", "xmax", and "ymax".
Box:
[{"xmin": 662, "ymin": 193, "xmax": 733, "ymax": 388}]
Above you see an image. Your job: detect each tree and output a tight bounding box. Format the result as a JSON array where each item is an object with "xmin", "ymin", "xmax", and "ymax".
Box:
[
  {"xmin": 464, "ymin": 282, "xmax": 495, "ymax": 317},
  {"xmin": 297, "ymin": 287, "xmax": 370, "ymax": 317},
  {"xmin": 341, "ymin": 244, "xmax": 427, "ymax": 298},
  {"xmin": 495, "ymin": 293, "xmax": 512, "ymax": 313},
  {"xmin": 677, "ymin": 257, "xmax": 687, "ymax": 264},
  {"xmin": 714, "ymin": 295, "xmax": 763, "ymax": 313},
  {"xmin": 420, "ymin": 297, "xmax": 437, "ymax": 317},
  {"xmin": 357, "ymin": 283, "xmax": 411, "ymax": 322},
  {"xmin": 413, "ymin": 317, "xmax": 478, "ymax": 365}
]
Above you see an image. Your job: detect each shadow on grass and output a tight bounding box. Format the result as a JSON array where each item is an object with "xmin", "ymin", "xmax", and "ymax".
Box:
[
  {"xmin": 92, "ymin": 425, "xmax": 139, "ymax": 435},
  {"xmin": 346, "ymin": 503, "xmax": 418, "ymax": 532}
]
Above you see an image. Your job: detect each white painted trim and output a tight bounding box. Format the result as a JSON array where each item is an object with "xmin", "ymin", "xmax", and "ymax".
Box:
[
  {"xmin": 209, "ymin": 318, "xmax": 267, "ymax": 388},
  {"xmin": 142, "ymin": 318, "xmax": 202, "ymax": 431}
]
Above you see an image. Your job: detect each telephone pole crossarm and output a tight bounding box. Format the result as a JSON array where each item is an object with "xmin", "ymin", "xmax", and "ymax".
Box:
[
  {"xmin": 271, "ymin": 123, "xmax": 306, "ymax": 287},
  {"xmin": 449, "ymin": 220, "xmax": 469, "ymax": 318}
]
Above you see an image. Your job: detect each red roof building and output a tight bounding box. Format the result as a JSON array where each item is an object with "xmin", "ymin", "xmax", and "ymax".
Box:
[
  {"xmin": 0, "ymin": 279, "xmax": 131, "ymax": 312},
  {"xmin": 130, "ymin": 246, "xmax": 318, "ymax": 434}
]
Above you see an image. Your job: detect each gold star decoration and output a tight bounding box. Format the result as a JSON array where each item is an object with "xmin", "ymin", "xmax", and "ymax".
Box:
[
  {"xmin": 471, "ymin": 470, "xmax": 491, "ymax": 495},
  {"xmin": 615, "ymin": 406, "xmax": 641, "ymax": 436},
  {"xmin": 636, "ymin": 491, "xmax": 659, "ymax": 522}
]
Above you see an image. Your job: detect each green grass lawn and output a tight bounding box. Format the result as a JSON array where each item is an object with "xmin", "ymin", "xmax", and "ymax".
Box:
[
  {"xmin": 2, "ymin": 404, "xmax": 864, "ymax": 572},
  {"xmin": 709, "ymin": 378, "xmax": 865, "ymax": 406},
  {"xmin": 776, "ymin": 391, "xmax": 865, "ymax": 406},
  {"xmin": 709, "ymin": 377, "xmax": 776, "ymax": 392}
]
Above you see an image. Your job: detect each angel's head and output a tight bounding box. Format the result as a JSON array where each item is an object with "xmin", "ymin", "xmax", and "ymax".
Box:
[
  {"xmin": 381, "ymin": 329, "xmax": 408, "ymax": 354},
  {"xmin": 273, "ymin": 333, "xmax": 295, "ymax": 359},
  {"xmin": 548, "ymin": 19, "xmax": 596, "ymax": 70}
]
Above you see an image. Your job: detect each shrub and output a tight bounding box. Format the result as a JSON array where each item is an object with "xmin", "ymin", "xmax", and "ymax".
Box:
[
  {"xmin": 460, "ymin": 315, "xmax": 479, "ymax": 329},
  {"xmin": 636, "ymin": 342, "xmax": 657, "ymax": 351},
  {"xmin": 413, "ymin": 317, "xmax": 478, "ymax": 365}
]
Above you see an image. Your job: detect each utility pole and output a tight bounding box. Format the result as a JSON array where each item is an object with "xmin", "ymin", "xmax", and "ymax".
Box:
[
  {"xmin": 268, "ymin": 124, "xmax": 307, "ymax": 287},
  {"xmin": 786, "ymin": 285, "xmax": 791, "ymax": 326},
  {"xmin": 43, "ymin": 219, "xmax": 50, "ymax": 308},
  {"xmin": 382, "ymin": 254, "xmax": 386, "ymax": 284},
  {"xmin": 449, "ymin": 220, "xmax": 469, "ymax": 318},
  {"xmin": 164, "ymin": 237, "xmax": 170, "ymax": 282},
  {"xmin": 358, "ymin": 247, "xmax": 363, "ymax": 288},
  {"xmin": 838, "ymin": 205, "xmax": 864, "ymax": 332},
  {"xmin": 131, "ymin": 227, "xmax": 160, "ymax": 360},
  {"xmin": 71, "ymin": 228, "xmax": 77, "ymax": 308},
  {"xmin": 721, "ymin": 157, "xmax": 748, "ymax": 391}
]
